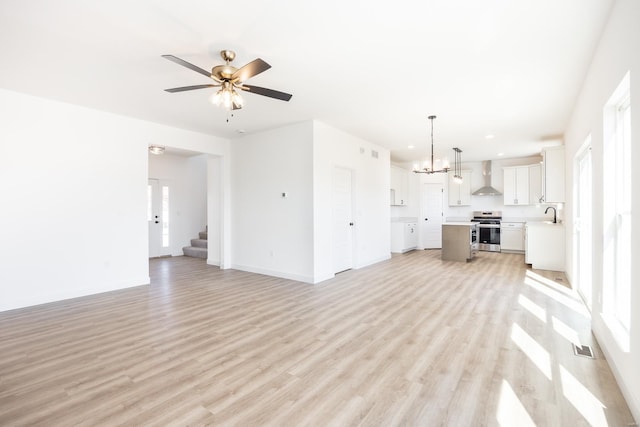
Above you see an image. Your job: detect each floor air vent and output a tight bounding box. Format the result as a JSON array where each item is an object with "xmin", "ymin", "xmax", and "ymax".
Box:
[{"xmin": 573, "ymin": 344, "xmax": 594, "ymax": 359}]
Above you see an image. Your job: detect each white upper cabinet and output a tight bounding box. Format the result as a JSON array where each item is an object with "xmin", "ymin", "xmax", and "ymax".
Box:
[
  {"xmin": 503, "ymin": 166, "xmax": 529, "ymax": 205},
  {"xmin": 390, "ymin": 165, "xmax": 409, "ymax": 206},
  {"xmin": 448, "ymin": 170, "xmax": 472, "ymax": 206},
  {"xmin": 542, "ymin": 147, "xmax": 565, "ymax": 203},
  {"xmin": 528, "ymin": 164, "xmax": 543, "ymax": 204}
]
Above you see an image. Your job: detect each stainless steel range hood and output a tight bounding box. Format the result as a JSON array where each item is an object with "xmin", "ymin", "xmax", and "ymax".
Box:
[{"xmin": 472, "ymin": 160, "xmax": 502, "ymax": 196}]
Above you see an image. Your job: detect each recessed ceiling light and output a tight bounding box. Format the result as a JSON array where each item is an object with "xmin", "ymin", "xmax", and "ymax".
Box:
[
  {"xmin": 497, "ymin": 152, "xmax": 504, "ymax": 157},
  {"xmin": 408, "ymin": 145, "xmax": 415, "ymax": 149},
  {"xmin": 235, "ymin": 129, "xmax": 246, "ymax": 134},
  {"xmin": 149, "ymin": 145, "xmax": 165, "ymax": 155},
  {"xmin": 485, "ymin": 134, "xmax": 495, "ymax": 139}
]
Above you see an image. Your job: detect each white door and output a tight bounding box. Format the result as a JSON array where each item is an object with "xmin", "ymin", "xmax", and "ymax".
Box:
[
  {"xmin": 148, "ymin": 179, "xmax": 171, "ymax": 258},
  {"xmin": 332, "ymin": 167, "xmax": 354, "ymax": 273},
  {"xmin": 575, "ymin": 143, "xmax": 592, "ymax": 308},
  {"xmin": 421, "ymin": 183, "xmax": 444, "ymax": 248}
]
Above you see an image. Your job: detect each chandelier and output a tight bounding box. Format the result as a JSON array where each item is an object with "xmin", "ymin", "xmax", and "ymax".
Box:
[{"xmin": 413, "ymin": 115, "xmax": 463, "ymax": 182}]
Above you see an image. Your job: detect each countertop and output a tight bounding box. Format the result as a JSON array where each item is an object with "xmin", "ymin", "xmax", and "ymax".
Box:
[
  {"xmin": 443, "ymin": 221, "xmax": 476, "ymax": 226},
  {"xmin": 502, "ymin": 217, "xmax": 548, "ymax": 223},
  {"xmin": 526, "ymin": 221, "xmax": 564, "ymax": 227}
]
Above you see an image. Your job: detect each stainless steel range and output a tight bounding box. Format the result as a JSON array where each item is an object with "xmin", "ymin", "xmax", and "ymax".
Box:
[{"xmin": 471, "ymin": 211, "xmax": 502, "ymax": 252}]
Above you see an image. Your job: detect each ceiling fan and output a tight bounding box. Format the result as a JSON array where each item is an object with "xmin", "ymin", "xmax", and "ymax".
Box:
[{"xmin": 162, "ymin": 50, "xmax": 293, "ymax": 110}]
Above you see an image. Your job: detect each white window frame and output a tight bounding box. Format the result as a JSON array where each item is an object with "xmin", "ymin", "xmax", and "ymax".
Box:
[{"xmin": 602, "ymin": 71, "xmax": 631, "ymax": 350}]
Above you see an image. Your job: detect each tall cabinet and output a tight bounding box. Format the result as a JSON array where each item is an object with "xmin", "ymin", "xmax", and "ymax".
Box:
[{"xmin": 542, "ymin": 147, "xmax": 565, "ymax": 203}]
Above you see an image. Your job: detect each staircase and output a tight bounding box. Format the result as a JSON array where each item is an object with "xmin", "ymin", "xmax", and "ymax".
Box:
[{"xmin": 182, "ymin": 229, "xmax": 208, "ymax": 259}]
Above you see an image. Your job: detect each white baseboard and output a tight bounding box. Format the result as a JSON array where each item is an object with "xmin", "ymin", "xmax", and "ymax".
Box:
[
  {"xmin": 230, "ymin": 264, "xmax": 314, "ymax": 284},
  {"xmin": 355, "ymin": 254, "xmax": 391, "ymax": 269},
  {"xmin": 593, "ymin": 318, "xmax": 640, "ymax": 424}
]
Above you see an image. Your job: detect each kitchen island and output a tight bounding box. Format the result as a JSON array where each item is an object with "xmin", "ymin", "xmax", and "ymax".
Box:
[{"xmin": 442, "ymin": 222, "xmax": 478, "ymax": 262}]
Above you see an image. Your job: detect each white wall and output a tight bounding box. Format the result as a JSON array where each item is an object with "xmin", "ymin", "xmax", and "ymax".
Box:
[
  {"xmin": 229, "ymin": 120, "xmax": 390, "ymax": 284},
  {"xmin": 148, "ymin": 153, "xmax": 208, "ymax": 257},
  {"xmin": 207, "ymin": 155, "xmax": 223, "ymax": 266},
  {"xmin": 0, "ymin": 88, "xmax": 230, "ymax": 312},
  {"xmin": 563, "ymin": 0, "xmax": 640, "ymax": 420},
  {"xmin": 230, "ymin": 121, "xmax": 315, "ymax": 282},
  {"xmin": 313, "ymin": 121, "xmax": 391, "ymax": 282}
]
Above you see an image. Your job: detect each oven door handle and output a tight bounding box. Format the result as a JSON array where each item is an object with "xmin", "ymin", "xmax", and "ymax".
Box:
[{"xmin": 477, "ymin": 224, "xmax": 501, "ymax": 228}]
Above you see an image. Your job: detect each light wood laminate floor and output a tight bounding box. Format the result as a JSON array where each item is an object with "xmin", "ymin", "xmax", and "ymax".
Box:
[{"xmin": 0, "ymin": 250, "xmax": 634, "ymax": 426}]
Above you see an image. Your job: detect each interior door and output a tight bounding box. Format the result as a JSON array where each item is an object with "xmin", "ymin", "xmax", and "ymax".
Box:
[
  {"xmin": 332, "ymin": 167, "xmax": 354, "ymax": 273},
  {"xmin": 421, "ymin": 183, "xmax": 444, "ymax": 248},
  {"xmin": 148, "ymin": 179, "xmax": 171, "ymax": 258}
]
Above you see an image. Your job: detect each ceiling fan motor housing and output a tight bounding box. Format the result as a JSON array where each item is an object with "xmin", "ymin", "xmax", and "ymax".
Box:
[{"xmin": 211, "ymin": 64, "xmax": 237, "ymax": 81}]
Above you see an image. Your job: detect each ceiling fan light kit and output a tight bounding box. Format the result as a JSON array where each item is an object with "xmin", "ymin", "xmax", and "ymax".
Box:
[
  {"xmin": 162, "ymin": 50, "xmax": 292, "ymax": 113},
  {"xmin": 210, "ymin": 81, "xmax": 243, "ymax": 110},
  {"xmin": 413, "ymin": 115, "xmax": 463, "ymax": 182}
]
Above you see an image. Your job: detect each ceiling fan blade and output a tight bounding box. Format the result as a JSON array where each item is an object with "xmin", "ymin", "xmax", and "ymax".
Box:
[
  {"xmin": 240, "ymin": 84, "xmax": 292, "ymax": 101},
  {"xmin": 164, "ymin": 84, "xmax": 219, "ymax": 93},
  {"xmin": 232, "ymin": 58, "xmax": 271, "ymax": 83},
  {"xmin": 162, "ymin": 55, "xmax": 211, "ymax": 78}
]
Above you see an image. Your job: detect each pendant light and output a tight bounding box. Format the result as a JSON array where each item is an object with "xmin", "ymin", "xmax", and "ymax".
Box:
[
  {"xmin": 413, "ymin": 115, "xmax": 463, "ymax": 182},
  {"xmin": 452, "ymin": 147, "xmax": 463, "ymax": 183}
]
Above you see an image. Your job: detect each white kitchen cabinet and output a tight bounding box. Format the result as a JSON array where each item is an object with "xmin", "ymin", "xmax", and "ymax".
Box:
[
  {"xmin": 391, "ymin": 220, "xmax": 418, "ymax": 253},
  {"xmin": 503, "ymin": 166, "xmax": 529, "ymax": 205},
  {"xmin": 525, "ymin": 222, "xmax": 565, "ymax": 271},
  {"xmin": 501, "ymin": 222, "xmax": 525, "ymax": 252},
  {"xmin": 528, "ymin": 164, "xmax": 543, "ymax": 204},
  {"xmin": 448, "ymin": 170, "xmax": 471, "ymax": 206},
  {"xmin": 542, "ymin": 147, "xmax": 565, "ymax": 203},
  {"xmin": 390, "ymin": 166, "xmax": 409, "ymax": 206}
]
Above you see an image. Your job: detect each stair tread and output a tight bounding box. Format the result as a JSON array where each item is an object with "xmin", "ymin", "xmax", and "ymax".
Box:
[
  {"xmin": 183, "ymin": 246, "xmax": 208, "ymax": 259},
  {"xmin": 191, "ymin": 238, "xmax": 208, "ymax": 248}
]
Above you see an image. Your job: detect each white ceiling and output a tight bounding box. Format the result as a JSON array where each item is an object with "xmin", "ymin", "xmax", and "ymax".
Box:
[{"xmin": 0, "ymin": 0, "xmax": 613, "ymax": 163}]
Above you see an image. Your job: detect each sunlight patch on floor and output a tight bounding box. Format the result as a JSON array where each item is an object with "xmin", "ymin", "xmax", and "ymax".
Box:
[
  {"xmin": 511, "ymin": 323, "xmax": 552, "ymax": 380},
  {"xmin": 496, "ymin": 379, "xmax": 536, "ymax": 427},
  {"xmin": 560, "ymin": 364, "xmax": 608, "ymax": 426},
  {"xmin": 524, "ymin": 276, "xmax": 589, "ymax": 318},
  {"xmin": 552, "ymin": 315, "xmax": 582, "ymax": 347},
  {"xmin": 518, "ymin": 294, "xmax": 547, "ymax": 323}
]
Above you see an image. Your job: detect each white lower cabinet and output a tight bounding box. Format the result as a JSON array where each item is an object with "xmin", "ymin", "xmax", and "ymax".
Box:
[
  {"xmin": 525, "ymin": 222, "xmax": 565, "ymax": 271},
  {"xmin": 391, "ymin": 220, "xmax": 418, "ymax": 253},
  {"xmin": 501, "ymin": 222, "xmax": 524, "ymax": 252}
]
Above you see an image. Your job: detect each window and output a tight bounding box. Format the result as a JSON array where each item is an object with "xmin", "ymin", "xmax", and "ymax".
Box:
[
  {"xmin": 602, "ymin": 72, "xmax": 631, "ymax": 342},
  {"xmin": 162, "ymin": 185, "xmax": 170, "ymax": 248},
  {"xmin": 147, "ymin": 184, "xmax": 153, "ymax": 221},
  {"xmin": 574, "ymin": 136, "xmax": 592, "ymax": 309}
]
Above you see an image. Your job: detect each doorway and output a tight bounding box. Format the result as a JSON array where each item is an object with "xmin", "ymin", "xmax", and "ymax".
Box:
[
  {"xmin": 332, "ymin": 167, "xmax": 354, "ymax": 273},
  {"xmin": 420, "ymin": 183, "xmax": 444, "ymax": 248},
  {"xmin": 574, "ymin": 138, "xmax": 592, "ymax": 309}
]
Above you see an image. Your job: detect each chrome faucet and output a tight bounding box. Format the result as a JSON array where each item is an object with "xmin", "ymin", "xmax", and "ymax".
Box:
[{"xmin": 544, "ymin": 206, "xmax": 557, "ymax": 223}]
